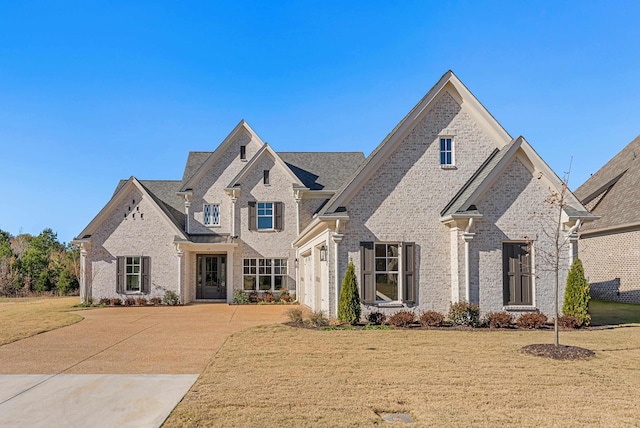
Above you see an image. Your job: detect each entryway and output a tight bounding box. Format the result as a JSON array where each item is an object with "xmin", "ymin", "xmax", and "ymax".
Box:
[{"xmin": 196, "ymin": 255, "xmax": 227, "ymax": 299}]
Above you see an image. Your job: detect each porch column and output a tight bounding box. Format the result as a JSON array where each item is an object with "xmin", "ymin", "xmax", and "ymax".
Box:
[
  {"xmin": 450, "ymin": 227, "xmax": 460, "ymax": 303},
  {"xmin": 231, "ymin": 196, "xmax": 237, "ymax": 238},
  {"xmin": 79, "ymin": 245, "xmax": 87, "ymax": 304},
  {"xmin": 227, "ymin": 248, "xmax": 235, "ymax": 303},
  {"xmin": 176, "ymin": 245, "xmax": 184, "ymax": 303},
  {"xmin": 462, "ymin": 232, "xmax": 475, "ymax": 303},
  {"xmin": 332, "ymin": 232, "xmax": 344, "ymax": 318}
]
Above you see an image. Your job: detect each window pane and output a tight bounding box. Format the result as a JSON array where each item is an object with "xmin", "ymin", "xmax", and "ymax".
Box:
[
  {"xmin": 274, "ymin": 275, "xmax": 286, "ymax": 290},
  {"xmin": 387, "ymin": 244, "xmax": 398, "ymax": 257},
  {"xmin": 243, "ymin": 275, "xmax": 256, "ymax": 291},
  {"xmin": 375, "ymin": 273, "xmax": 398, "ymax": 301},
  {"xmin": 258, "ymin": 216, "xmax": 273, "ymax": 229},
  {"xmin": 375, "ymin": 244, "xmax": 386, "ymax": 257},
  {"xmin": 387, "ymin": 257, "xmax": 398, "ymax": 272},
  {"xmin": 375, "ymin": 258, "xmax": 386, "ymax": 272},
  {"xmin": 259, "ymin": 259, "xmax": 272, "ymax": 274},
  {"xmin": 258, "ymin": 275, "xmax": 271, "ymax": 290}
]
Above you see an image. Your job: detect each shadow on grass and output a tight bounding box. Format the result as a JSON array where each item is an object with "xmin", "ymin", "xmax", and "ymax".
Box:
[{"xmin": 590, "ymin": 300, "xmax": 640, "ymax": 326}]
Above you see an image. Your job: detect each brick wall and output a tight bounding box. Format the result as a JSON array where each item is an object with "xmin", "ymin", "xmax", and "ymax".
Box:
[{"xmin": 580, "ymin": 229, "xmax": 640, "ymax": 303}]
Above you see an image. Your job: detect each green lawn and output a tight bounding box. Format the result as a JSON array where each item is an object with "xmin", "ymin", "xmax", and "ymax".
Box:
[{"xmin": 589, "ymin": 299, "xmax": 640, "ymax": 326}]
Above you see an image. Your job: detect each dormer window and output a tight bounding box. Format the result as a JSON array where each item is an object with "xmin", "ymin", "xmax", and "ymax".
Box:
[
  {"xmin": 263, "ymin": 169, "xmax": 270, "ymax": 185},
  {"xmin": 204, "ymin": 203, "xmax": 220, "ymax": 226},
  {"xmin": 440, "ymin": 137, "xmax": 455, "ymax": 167},
  {"xmin": 240, "ymin": 145, "xmax": 246, "ymax": 161}
]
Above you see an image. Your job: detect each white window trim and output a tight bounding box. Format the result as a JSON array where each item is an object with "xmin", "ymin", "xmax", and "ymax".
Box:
[
  {"xmin": 439, "ymin": 136, "xmax": 456, "ymax": 168},
  {"xmin": 203, "ymin": 203, "xmax": 221, "ymax": 227},
  {"xmin": 257, "ymin": 202, "xmax": 274, "ymax": 231},
  {"xmin": 242, "ymin": 258, "xmax": 288, "ymax": 292},
  {"xmin": 373, "ymin": 242, "xmax": 403, "ymax": 304},
  {"xmin": 125, "ymin": 256, "xmax": 142, "ymax": 293}
]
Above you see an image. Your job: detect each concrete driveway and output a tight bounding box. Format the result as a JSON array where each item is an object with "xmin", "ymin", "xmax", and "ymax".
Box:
[{"xmin": 0, "ymin": 304, "xmax": 290, "ymax": 427}]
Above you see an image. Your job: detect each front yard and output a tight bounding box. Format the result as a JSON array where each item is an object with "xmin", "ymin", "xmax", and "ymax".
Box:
[{"xmin": 165, "ymin": 314, "xmax": 640, "ymax": 427}]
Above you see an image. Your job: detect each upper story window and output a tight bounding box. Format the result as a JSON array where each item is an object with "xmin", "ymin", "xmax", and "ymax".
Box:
[
  {"xmin": 203, "ymin": 203, "xmax": 220, "ymax": 226},
  {"xmin": 263, "ymin": 169, "xmax": 270, "ymax": 185},
  {"xmin": 248, "ymin": 201, "xmax": 283, "ymax": 231},
  {"xmin": 257, "ymin": 202, "xmax": 273, "ymax": 229},
  {"xmin": 240, "ymin": 145, "xmax": 247, "ymax": 160},
  {"xmin": 440, "ymin": 137, "xmax": 454, "ymax": 166}
]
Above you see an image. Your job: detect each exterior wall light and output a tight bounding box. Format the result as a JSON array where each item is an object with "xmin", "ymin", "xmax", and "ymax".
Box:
[{"xmin": 320, "ymin": 244, "xmax": 327, "ymax": 262}]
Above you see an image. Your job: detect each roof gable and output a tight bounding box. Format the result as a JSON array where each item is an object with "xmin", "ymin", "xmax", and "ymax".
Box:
[
  {"xmin": 226, "ymin": 144, "xmax": 305, "ymax": 189},
  {"xmin": 319, "ymin": 70, "xmax": 513, "ymax": 215},
  {"xmin": 180, "ymin": 120, "xmax": 266, "ymax": 191},
  {"xmin": 75, "ymin": 177, "xmax": 188, "ymax": 240}
]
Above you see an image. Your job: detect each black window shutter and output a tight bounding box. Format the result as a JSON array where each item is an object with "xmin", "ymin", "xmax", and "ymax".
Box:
[
  {"xmin": 403, "ymin": 242, "xmax": 416, "ymax": 304},
  {"xmin": 116, "ymin": 256, "xmax": 125, "ymax": 294},
  {"xmin": 361, "ymin": 242, "xmax": 375, "ymax": 304},
  {"xmin": 275, "ymin": 202, "xmax": 283, "ymax": 230},
  {"xmin": 142, "ymin": 256, "xmax": 151, "ymax": 294},
  {"xmin": 248, "ymin": 201, "xmax": 256, "ymax": 231}
]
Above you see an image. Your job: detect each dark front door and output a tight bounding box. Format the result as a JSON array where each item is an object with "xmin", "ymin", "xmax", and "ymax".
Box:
[{"xmin": 196, "ymin": 255, "xmax": 227, "ymax": 299}]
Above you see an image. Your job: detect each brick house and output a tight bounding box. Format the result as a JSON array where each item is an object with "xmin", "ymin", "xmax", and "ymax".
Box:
[
  {"xmin": 74, "ymin": 71, "xmax": 595, "ymax": 317},
  {"xmin": 574, "ymin": 135, "xmax": 640, "ymax": 304}
]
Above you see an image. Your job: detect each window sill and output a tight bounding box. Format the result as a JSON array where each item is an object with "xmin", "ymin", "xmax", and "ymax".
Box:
[
  {"xmin": 206, "ymin": 225, "xmax": 221, "ymax": 229},
  {"xmin": 440, "ymin": 165, "xmax": 457, "ymax": 170},
  {"xmin": 503, "ymin": 305, "xmax": 537, "ymax": 312},
  {"xmin": 255, "ymin": 229, "xmax": 278, "ymax": 233},
  {"xmin": 375, "ymin": 301, "xmax": 404, "ymax": 308}
]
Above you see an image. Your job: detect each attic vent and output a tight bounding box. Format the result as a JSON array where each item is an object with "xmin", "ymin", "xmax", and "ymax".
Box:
[
  {"xmin": 240, "ymin": 145, "xmax": 246, "ymax": 160},
  {"xmin": 467, "ymin": 205, "xmax": 477, "ymax": 211}
]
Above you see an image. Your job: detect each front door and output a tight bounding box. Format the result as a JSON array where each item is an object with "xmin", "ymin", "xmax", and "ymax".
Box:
[{"xmin": 196, "ymin": 255, "xmax": 227, "ymax": 299}]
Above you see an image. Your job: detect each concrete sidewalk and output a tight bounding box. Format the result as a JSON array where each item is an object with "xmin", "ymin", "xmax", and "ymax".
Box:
[{"xmin": 0, "ymin": 304, "xmax": 289, "ymax": 427}]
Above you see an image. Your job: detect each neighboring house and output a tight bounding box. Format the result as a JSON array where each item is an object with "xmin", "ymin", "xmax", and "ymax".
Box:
[
  {"xmin": 574, "ymin": 135, "xmax": 640, "ymax": 304},
  {"xmin": 74, "ymin": 70, "xmax": 595, "ymax": 317}
]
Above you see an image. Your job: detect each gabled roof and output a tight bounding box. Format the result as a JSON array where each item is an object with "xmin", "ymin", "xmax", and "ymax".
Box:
[
  {"xmin": 574, "ymin": 135, "xmax": 640, "ymax": 233},
  {"xmin": 318, "ymin": 70, "xmax": 513, "ymax": 215},
  {"xmin": 180, "ymin": 120, "xmax": 265, "ymax": 191},
  {"xmin": 181, "ymin": 152, "xmax": 212, "ymax": 185},
  {"xmin": 441, "ymin": 136, "xmax": 594, "ymax": 221},
  {"xmin": 226, "ymin": 144, "xmax": 306, "ymax": 189},
  {"xmin": 278, "ymin": 152, "xmax": 366, "ymax": 191},
  {"xmin": 75, "ymin": 177, "xmax": 188, "ymax": 240}
]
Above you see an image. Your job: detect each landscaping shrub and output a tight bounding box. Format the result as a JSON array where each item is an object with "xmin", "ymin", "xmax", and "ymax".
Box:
[
  {"xmin": 124, "ymin": 297, "xmax": 136, "ymax": 306},
  {"xmin": 162, "ymin": 290, "xmax": 180, "ymax": 306},
  {"xmin": 420, "ymin": 310, "xmax": 445, "ymax": 327},
  {"xmin": 263, "ymin": 290, "xmax": 276, "ymax": 303},
  {"xmin": 149, "ymin": 297, "xmax": 162, "ymax": 305},
  {"xmin": 563, "ymin": 258, "xmax": 591, "ymax": 326},
  {"xmin": 387, "ymin": 311, "xmax": 415, "ymax": 328},
  {"xmin": 248, "ymin": 291, "xmax": 260, "ymax": 303},
  {"xmin": 448, "ymin": 302, "xmax": 480, "ymax": 327},
  {"xmin": 366, "ymin": 311, "xmax": 387, "ymax": 325},
  {"xmin": 558, "ymin": 315, "xmax": 580, "ymax": 329},
  {"xmin": 109, "ymin": 298, "xmax": 122, "ymax": 306},
  {"xmin": 135, "ymin": 297, "xmax": 147, "ymax": 306},
  {"xmin": 233, "ymin": 289, "xmax": 250, "ymax": 304},
  {"xmin": 485, "ymin": 311, "xmax": 514, "ymax": 329},
  {"xmin": 279, "ymin": 288, "xmax": 292, "ymax": 302},
  {"xmin": 286, "ymin": 308, "xmax": 304, "ymax": 325},
  {"xmin": 338, "ymin": 261, "xmax": 361, "ymax": 325},
  {"xmin": 99, "ymin": 298, "xmax": 110, "ymax": 305},
  {"xmin": 516, "ymin": 311, "xmax": 548, "ymax": 329},
  {"xmin": 307, "ymin": 311, "xmax": 329, "ymax": 327}
]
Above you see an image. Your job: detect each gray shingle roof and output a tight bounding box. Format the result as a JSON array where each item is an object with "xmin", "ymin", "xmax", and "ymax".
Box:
[
  {"xmin": 278, "ymin": 152, "xmax": 366, "ymax": 190},
  {"xmin": 574, "ymin": 135, "xmax": 640, "ymax": 232},
  {"xmin": 181, "ymin": 152, "xmax": 213, "ymax": 187}
]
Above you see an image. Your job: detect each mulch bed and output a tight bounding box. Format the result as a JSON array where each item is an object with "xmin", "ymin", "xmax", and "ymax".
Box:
[{"xmin": 520, "ymin": 343, "xmax": 595, "ymax": 360}]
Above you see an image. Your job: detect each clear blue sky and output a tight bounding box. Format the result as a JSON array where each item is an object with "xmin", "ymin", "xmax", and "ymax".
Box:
[{"xmin": 1, "ymin": 1, "xmax": 639, "ymax": 244}]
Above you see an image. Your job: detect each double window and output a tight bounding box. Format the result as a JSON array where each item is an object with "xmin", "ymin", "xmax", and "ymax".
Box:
[
  {"xmin": 440, "ymin": 137, "xmax": 454, "ymax": 166},
  {"xmin": 243, "ymin": 258, "xmax": 288, "ymax": 291},
  {"xmin": 203, "ymin": 203, "xmax": 220, "ymax": 226},
  {"xmin": 116, "ymin": 256, "xmax": 150, "ymax": 294},
  {"xmin": 360, "ymin": 242, "xmax": 415, "ymax": 304},
  {"xmin": 248, "ymin": 201, "xmax": 283, "ymax": 231}
]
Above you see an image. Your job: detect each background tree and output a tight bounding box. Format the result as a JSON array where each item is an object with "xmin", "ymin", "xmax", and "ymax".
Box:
[
  {"xmin": 338, "ymin": 260, "xmax": 361, "ymax": 325},
  {"xmin": 563, "ymin": 258, "xmax": 591, "ymax": 326}
]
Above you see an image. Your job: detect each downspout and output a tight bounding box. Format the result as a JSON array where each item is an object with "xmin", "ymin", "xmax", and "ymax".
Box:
[
  {"xmin": 80, "ymin": 244, "xmax": 87, "ymax": 304},
  {"xmin": 176, "ymin": 243, "xmax": 184, "ymax": 303}
]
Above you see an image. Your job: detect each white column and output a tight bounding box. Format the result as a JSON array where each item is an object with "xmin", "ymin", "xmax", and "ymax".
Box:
[
  {"xmin": 227, "ymin": 248, "xmax": 234, "ymax": 303},
  {"xmin": 332, "ymin": 233, "xmax": 343, "ymax": 318},
  {"xmin": 450, "ymin": 227, "xmax": 460, "ymax": 303},
  {"xmin": 462, "ymin": 232, "xmax": 475, "ymax": 303},
  {"xmin": 231, "ymin": 196, "xmax": 237, "ymax": 238},
  {"xmin": 295, "ymin": 196, "xmax": 302, "ymax": 236},
  {"xmin": 176, "ymin": 246, "xmax": 184, "ymax": 303},
  {"xmin": 80, "ymin": 245, "xmax": 87, "ymax": 304},
  {"xmin": 184, "ymin": 201, "xmax": 191, "ymax": 234}
]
